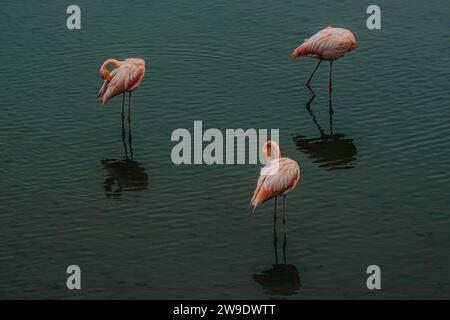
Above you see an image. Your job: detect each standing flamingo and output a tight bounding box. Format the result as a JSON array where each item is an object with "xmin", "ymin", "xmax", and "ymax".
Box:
[
  {"xmin": 97, "ymin": 58, "xmax": 146, "ymax": 122},
  {"xmin": 251, "ymin": 141, "xmax": 301, "ymax": 226},
  {"xmin": 291, "ymin": 26, "xmax": 356, "ymax": 99}
]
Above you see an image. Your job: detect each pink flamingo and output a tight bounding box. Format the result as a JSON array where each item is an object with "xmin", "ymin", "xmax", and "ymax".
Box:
[
  {"xmin": 291, "ymin": 26, "xmax": 357, "ymax": 98},
  {"xmin": 251, "ymin": 141, "xmax": 301, "ymax": 226},
  {"xmin": 97, "ymin": 58, "xmax": 146, "ymax": 121}
]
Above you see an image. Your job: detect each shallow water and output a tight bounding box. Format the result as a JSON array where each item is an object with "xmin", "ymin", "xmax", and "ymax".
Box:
[{"xmin": 0, "ymin": 0, "xmax": 449, "ymax": 299}]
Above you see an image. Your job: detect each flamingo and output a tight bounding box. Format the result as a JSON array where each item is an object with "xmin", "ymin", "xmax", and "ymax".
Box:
[
  {"xmin": 251, "ymin": 140, "xmax": 301, "ymax": 226},
  {"xmin": 291, "ymin": 26, "xmax": 357, "ymax": 99},
  {"xmin": 97, "ymin": 58, "xmax": 146, "ymax": 122}
]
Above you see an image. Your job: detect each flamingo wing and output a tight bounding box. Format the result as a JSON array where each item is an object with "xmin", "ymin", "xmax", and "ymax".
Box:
[
  {"xmin": 310, "ymin": 28, "xmax": 355, "ymax": 58},
  {"xmin": 97, "ymin": 68, "xmax": 119, "ymax": 102},
  {"xmin": 98, "ymin": 63, "xmax": 143, "ymax": 105},
  {"xmin": 291, "ymin": 27, "xmax": 356, "ymax": 60}
]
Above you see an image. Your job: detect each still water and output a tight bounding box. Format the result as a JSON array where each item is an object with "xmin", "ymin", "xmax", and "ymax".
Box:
[{"xmin": 0, "ymin": 0, "xmax": 449, "ymax": 299}]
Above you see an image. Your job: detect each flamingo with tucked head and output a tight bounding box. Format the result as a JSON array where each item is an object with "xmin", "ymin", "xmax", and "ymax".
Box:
[
  {"xmin": 97, "ymin": 58, "xmax": 146, "ymax": 121},
  {"xmin": 251, "ymin": 141, "xmax": 301, "ymax": 226},
  {"xmin": 291, "ymin": 26, "xmax": 357, "ymax": 99}
]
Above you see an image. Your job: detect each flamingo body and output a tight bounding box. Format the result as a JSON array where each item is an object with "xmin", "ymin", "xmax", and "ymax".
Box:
[
  {"xmin": 290, "ymin": 27, "xmax": 356, "ymax": 97},
  {"xmin": 98, "ymin": 58, "xmax": 145, "ymax": 105},
  {"xmin": 251, "ymin": 141, "xmax": 300, "ymax": 210},
  {"xmin": 291, "ymin": 27, "xmax": 356, "ymax": 61}
]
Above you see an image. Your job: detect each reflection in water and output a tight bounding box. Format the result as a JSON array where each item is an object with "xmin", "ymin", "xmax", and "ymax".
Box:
[
  {"xmin": 292, "ymin": 97, "xmax": 357, "ymax": 170},
  {"xmin": 101, "ymin": 115, "xmax": 148, "ymax": 199},
  {"xmin": 253, "ymin": 229, "xmax": 301, "ymax": 297}
]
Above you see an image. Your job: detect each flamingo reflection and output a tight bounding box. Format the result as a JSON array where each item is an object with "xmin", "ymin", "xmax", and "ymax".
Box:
[
  {"xmin": 292, "ymin": 97, "xmax": 357, "ymax": 170},
  {"xmin": 101, "ymin": 116, "xmax": 148, "ymax": 199},
  {"xmin": 253, "ymin": 229, "xmax": 301, "ymax": 297}
]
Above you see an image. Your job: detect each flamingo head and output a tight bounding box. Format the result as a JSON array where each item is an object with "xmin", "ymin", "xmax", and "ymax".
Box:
[
  {"xmin": 100, "ymin": 68, "xmax": 112, "ymax": 81},
  {"xmin": 262, "ymin": 140, "xmax": 281, "ymax": 163}
]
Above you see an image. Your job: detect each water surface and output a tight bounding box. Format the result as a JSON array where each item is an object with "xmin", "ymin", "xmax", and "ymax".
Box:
[{"xmin": 0, "ymin": 0, "xmax": 449, "ymax": 299}]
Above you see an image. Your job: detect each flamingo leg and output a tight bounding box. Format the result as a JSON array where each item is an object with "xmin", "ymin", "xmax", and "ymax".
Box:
[
  {"xmin": 282, "ymin": 228, "xmax": 287, "ymax": 264},
  {"xmin": 121, "ymin": 126, "xmax": 129, "ymax": 159},
  {"xmin": 282, "ymin": 196, "xmax": 287, "ymax": 227},
  {"xmin": 128, "ymin": 93, "xmax": 134, "ymax": 159},
  {"xmin": 128, "ymin": 121, "xmax": 134, "ymax": 161},
  {"xmin": 121, "ymin": 93, "xmax": 125, "ymax": 121},
  {"xmin": 329, "ymin": 99, "xmax": 334, "ymax": 134},
  {"xmin": 329, "ymin": 61, "xmax": 333, "ymax": 101},
  {"xmin": 121, "ymin": 115, "xmax": 129, "ymax": 159},
  {"xmin": 120, "ymin": 93, "xmax": 129, "ymax": 159},
  {"xmin": 128, "ymin": 93, "xmax": 132, "ymax": 124},
  {"xmin": 273, "ymin": 197, "xmax": 278, "ymax": 229},
  {"xmin": 273, "ymin": 225, "xmax": 278, "ymax": 265},
  {"xmin": 305, "ymin": 60, "xmax": 322, "ymax": 96}
]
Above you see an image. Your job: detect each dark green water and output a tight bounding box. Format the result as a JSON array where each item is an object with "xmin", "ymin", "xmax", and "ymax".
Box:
[{"xmin": 1, "ymin": 0, "xmax": 449, "ymax": 299}]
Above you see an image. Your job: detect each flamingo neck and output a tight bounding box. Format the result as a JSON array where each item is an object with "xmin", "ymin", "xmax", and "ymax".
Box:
[
  {"xmin": 264, "ymin": 141, "xmax": 281, "ymax": 164},
  {"xmin": 100, "ymin": 59, "xmax": 121, "ymax": 81}
]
